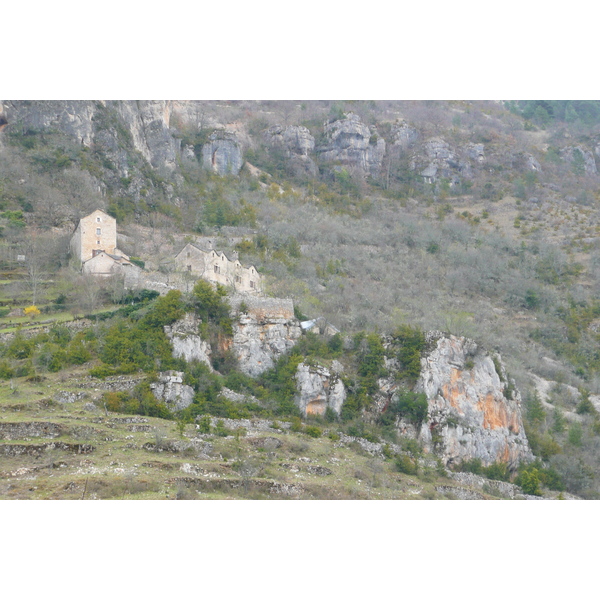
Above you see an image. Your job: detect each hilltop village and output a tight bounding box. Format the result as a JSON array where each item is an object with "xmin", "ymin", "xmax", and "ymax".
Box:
[{"xmin": 69, "ymin": 209, "xmax": 262, "ymax": 295}]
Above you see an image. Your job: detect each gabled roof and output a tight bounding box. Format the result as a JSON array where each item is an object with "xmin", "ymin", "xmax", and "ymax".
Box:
[{"xmin": 83, "ymin": 251, "xmax": 134, "ymax": 267}]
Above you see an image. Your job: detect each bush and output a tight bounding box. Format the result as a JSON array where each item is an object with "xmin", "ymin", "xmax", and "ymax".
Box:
[
  {"xmin": 0, "ymin": 360, "xmax": 15, "ymax": 379},
  {"xmin": 6, "ymin": 334, "xmax": 34, "ymax": 359},
  {"xmin": 197, "ymin": 415, "xmax": 212, "ymax": 434},
  {"xmin": 304, "ymin": 425, "xmax": 322, "ymax": 438},
  {"xmin": 389, "ymin": 389, "xmax": 428, "ymax": 426},
  {"xmin": 516, "ymin": 468, "xmax": 541, "ymax": 496},
  {"xmin": 392, "ymin": 325, "xmax": 426, "ymax": 383},
  {"xmin": 24, "ymin": 305, "xmax": 41, "ymax": 319},
  {"xmin": 395, "ymin": 455, "xmax": 418, "ymax": 475}
]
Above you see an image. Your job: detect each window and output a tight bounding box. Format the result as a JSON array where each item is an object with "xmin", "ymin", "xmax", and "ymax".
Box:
[
  {"xmin": 250, "ymin": 280, "xmax": 255, "ymax": 288},
  {"xmin": 96, "ymin": 217, "xmax": 101, "ymax": 222},
  {"xmin": 96, "ymin": 228, "xmax": 101, "ymax": 235},
  {"xmin": 187, "ymin": 265, "xmax": 192, "ymax": 272},
  {"xmin": 97, "ymin": 240, "xmax": 101, "ymax": 245},
  {"xmin": 235, "ymin": 276, "xmax": 241, "ymax": 283},
  {"xmin": 214, "ymin": 265, "xmax": 220, "ymax": 274}
]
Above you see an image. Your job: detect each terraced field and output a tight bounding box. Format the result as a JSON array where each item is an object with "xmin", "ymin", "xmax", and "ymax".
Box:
[{"xmin": 0, "ymin": 369, "xmax": 570, "ymax": 500}]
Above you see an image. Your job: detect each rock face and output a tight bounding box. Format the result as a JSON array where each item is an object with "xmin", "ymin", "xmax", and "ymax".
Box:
[
  {"xmin": 150, "ymin": 371, "xmax": 194, "ymax": 411},
  {"xmin": 231, "ymin": 296, "xmax": 302, "ymax": 377},
  {"xmin": 561, "ymin": 146, "xmax": 598, "ymax": 176},
  {"xmin": 318, "ymin": 112, "xmax": 386, "ymax": 176},
  {"xmin": 414, "ymin": 334, "xmax": 533, "ymax": 469},
  {"xmin": 112, "ymin": 100, "xmax": 180, "ymax": 171},
  {"xmin": 294, "ymin": 362, "xmax": 346, "ymax": 416},
  {"xmin": 164, "ymin": 313, "xmax": 212, "ymax": 370},
  {"xmin": 202, "ymin": 131, "xmax": 244, "ymax": 175},
  {"xmin": 391, "ymin": 120, "xmax": 419, "ymax": 150},
  {"xmin": 2, "ymin": 100, "xmax": 180, "ymax": 171},
  {"xmin": 263, "ymin": 125, "xmax": 317, "ymax": 177},
  {"xmin": 416, "ymin": 137, "xmax": 476, "ymax": 184}
]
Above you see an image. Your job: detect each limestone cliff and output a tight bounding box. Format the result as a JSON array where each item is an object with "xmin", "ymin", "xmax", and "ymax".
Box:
[
  {"xmin": 413, "ymin": 334, "xmax": 533, "ymax": 469},
  {"xmin": 294, "ymin": 361, "xmax": 346, "ymax": 416},
  {"xmin": 263, "ymin": 125, "xmax": 317, "ymax": 177},
  {"xmin": 164, "ymin": 313, "xmax": 213, "ymax": 370},
  {"xmin": 317, "ymin": 112, "xmax": 386, "ymax": 176},
  {"xmin": 201, "ymin": 131, "xmax": 244, "ymax": 176},
  {"xmin": 231, "ymin": 296, "xmax": 302, "ymax": 377},
  {"xmin": 2, "ymin": 100, "xmax": 180, "ymax": 171}
]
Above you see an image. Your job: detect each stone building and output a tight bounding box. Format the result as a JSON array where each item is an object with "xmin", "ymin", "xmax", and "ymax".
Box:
[
  {"xmin": 174, "ymin": 242, "xmax": 261, "ymax": 294},
  {"xmin": 70, "ymin": 209, "xmax": 139, "ymax": 278}
]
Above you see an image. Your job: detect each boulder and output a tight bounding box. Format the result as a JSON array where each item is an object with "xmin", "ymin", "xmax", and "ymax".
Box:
[{"xmin": 150, "ymin": 371, "xmax": 194, "ymax": 411}]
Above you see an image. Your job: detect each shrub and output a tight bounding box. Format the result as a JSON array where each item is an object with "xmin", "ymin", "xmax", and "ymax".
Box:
[
  {"xmin": 459, "ymin": 457, "xmax": 483, "ymax": 475},
  {"xmin": 576, "ymin": 397, "xmax": 597, "ymax": 416},
  {"xmin": 483, "ymin": 462, "xmax": 510, "ymax": 482},
  {"xmin": 304, "ymin": 425, "xmax": 322, "ymax": 438},
  {"xmin": 395, "ymin": 455, "xmax": 418, "ymax": 475},
  {"xmin": 197, "ymin": 415, "xmax": 212, "ymax": 434},
  {"xmin": 516, "ymin": 468, "xmax": 541, "ymax": 496},
  {"xmin": 387, "ymin": 389, "xmax": 428, "ymax": 426},
  {"xmin": 393, "ymin": 325, "xmax": 426, "ymax": 383},
  {"xmin": 0, "ymin": 360, "xmax": 15, "ymax": 380},
  {"xmin": 24, "ymin": 305, "xmax": 41, "ymax": 319},
  {"xmin": 214, "ymin": 420, "xmax": 233, "ymax": 437},
  {"xmin": 6, "ymin": 334, "xmax": 34, "ymax": 359}
]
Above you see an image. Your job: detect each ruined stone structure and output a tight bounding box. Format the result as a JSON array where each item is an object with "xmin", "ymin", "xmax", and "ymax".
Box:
[
  {"xmin": 70, "ymin": 209, "xmax": 138, "ymax": 278},
  {"xmin": 174, "ymin": 243, "xmax": 261, "ymax": 294}
]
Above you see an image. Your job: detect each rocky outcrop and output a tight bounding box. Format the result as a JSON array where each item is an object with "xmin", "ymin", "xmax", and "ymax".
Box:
[
  {"xmin": 391, "ymin": 120, "xmax": 419, "ymax": 150},
  {"xmin": 150, "ymin": 371, "xmax": 194, "ymax": 411},
  {"xmin": 1, "ymin": 100, "xmax": 97, "ymax": 145},
  {"xmin": 164, "ymin": 313, "xmax": 212, "ymax": 370},
  {"xmin": 264, "ymin": 124, "xmax": 315, "ymax": 156},
  {"xmin": 318, "ymin": 112, "xmax": 386, "ymax": 176},
  {"xmin": 561, "ymin": 146, "xmax": 598, "ymax": 176},
  {"xmin": 414, "ymin": 334, "xmax": 533, "ymax": 470},
  {"xmin": 294, "ymin": 362, "xmax": 346, "ymax": 416},
  {"xmin": 2, "ymin": 100, "xmax": 180, "ymax": 172},
  {"xmin": 416, "ymin": 137, "xmax": 476, "ymax": 184},
  {"xmin": 202, "ymin": 131, "xmax": 244, "ymax": 175},
  {"xmin": 112, "ymin": 100, "xmax": 180, "ymax": 171},
  {"xmin": 263, "ymin": 125, "xmax": 317, "ymax": 177},
  {"xmin": 231, "ymin": 296, "xmax": 302, "ymax": 377}
]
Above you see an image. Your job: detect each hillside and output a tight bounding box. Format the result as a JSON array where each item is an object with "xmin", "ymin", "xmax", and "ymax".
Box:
[{"xmin": 2, "ymin": 100, "xmax": 600, "ymax": 499}]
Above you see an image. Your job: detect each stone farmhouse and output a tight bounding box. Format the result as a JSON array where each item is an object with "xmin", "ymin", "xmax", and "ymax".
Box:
[
  {"xmin": 70, "ymin": 209, "xmax": 139, "ymax": 279},
  {"xmin": 174, "ymin": 242, "xmax": 261, "ymax": 294}
]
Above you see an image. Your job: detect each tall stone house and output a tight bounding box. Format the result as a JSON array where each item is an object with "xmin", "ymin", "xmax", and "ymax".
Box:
[
  {"xmin": 70, "ymin": 209, "xmax": 138, "ymax": 278},
  {"xmin": 174, "ymin": 242, "xmax": 261, "ymax": 294}
]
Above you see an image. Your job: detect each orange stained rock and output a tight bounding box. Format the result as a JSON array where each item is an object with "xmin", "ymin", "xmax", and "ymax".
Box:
[
  {"xmin": 306, "ymin": 400, "xmax": 326, "ymax": 416},
  {"xmin": 476, "ymin": 393, "xmax": 519, "ymax": 432},
  {"xmin": 441, "ymin": 368, "xmax": 465, "ymax": 411}
]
